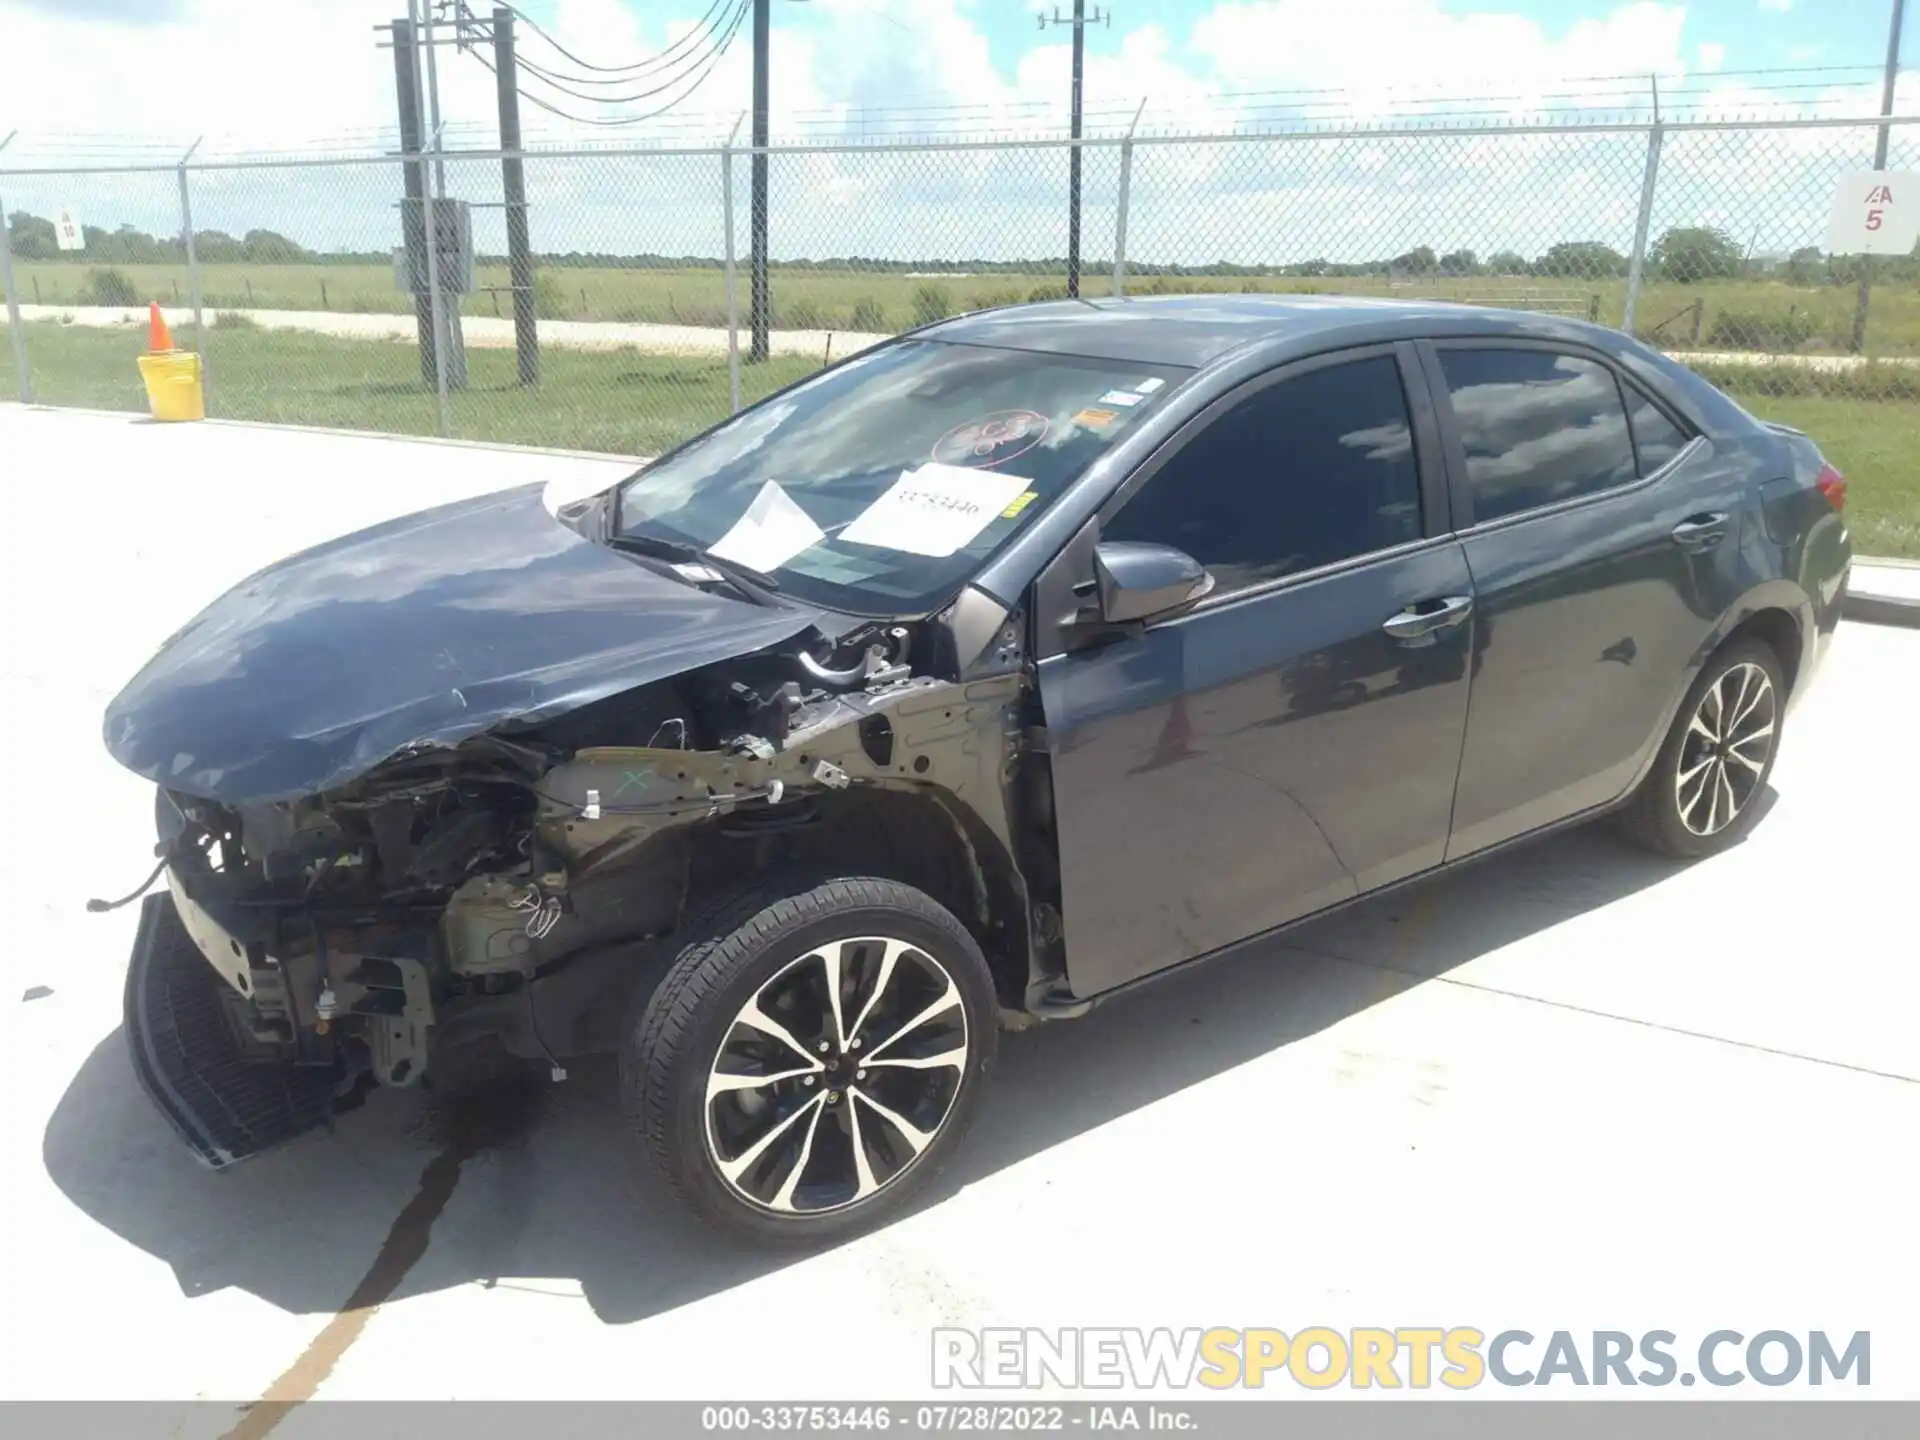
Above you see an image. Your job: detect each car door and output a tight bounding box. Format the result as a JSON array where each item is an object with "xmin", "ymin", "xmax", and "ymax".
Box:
[
  {"xmin": 1422, "ymin": 340, "xmax": 1752, "ymax": 859},
  {"xmin": 1032, "ymin": 344, "xmax": 1477, "ymax": 1000}
]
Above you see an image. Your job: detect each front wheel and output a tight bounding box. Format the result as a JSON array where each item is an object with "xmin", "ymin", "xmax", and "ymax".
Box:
[
  {"xmin": 624, "ymin": 875, "xmax": 997, "ymax": 1246},
  {"xmin": 1619, "ymin": 638, "xmax": 1786, "ymax": 859}
]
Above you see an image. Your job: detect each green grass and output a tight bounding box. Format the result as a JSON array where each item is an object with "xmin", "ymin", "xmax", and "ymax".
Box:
[
  {"xmin": 13, "ymin": 260, "xmax": 1085, "ymax": 332},
  {"xmin": 0, "ymin": 319, "xmax": 815, "ymax": 456},
  {"xmin": 4, "ymin": 317, "xmax": 1914, "ymax": 556},
  {"xmin": 15, "ymin": 260, "xmax": 1920, "ymax": 355}
]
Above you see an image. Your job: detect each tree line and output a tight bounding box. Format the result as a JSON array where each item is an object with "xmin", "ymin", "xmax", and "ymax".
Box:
[
  {"xmin": 4, "ymin": 210, "xmax": 386, "ymax": 266},
  {"xmin": 8, "ymin": 208, "xmax": 1917, "ymax": 284}
]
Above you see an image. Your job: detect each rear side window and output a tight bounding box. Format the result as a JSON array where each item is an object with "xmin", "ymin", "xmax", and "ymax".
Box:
[
  {"xmin": 1624, "ymin": 386, "xmax": 1690, "ymax": 474},
  {"xmin": 1101, "ymin": 355, "xmax": 1423, "ymax": 594},
  {"xmin": 1437, "ymin": 349, "xmax": 1638, "ymax": 523}
]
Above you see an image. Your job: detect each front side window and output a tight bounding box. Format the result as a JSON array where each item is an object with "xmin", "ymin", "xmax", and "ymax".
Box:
[
  {"xmin": 1100, "ymin": 355, "xmax": 1424, "ymax": 595},
  {"xmin": 614, "ymin": 340, "xmax": 1189, "ymax": 615},
  {"xmin": 1436, "ymin": 349, "xmax": 1638, "ymax": 523}
]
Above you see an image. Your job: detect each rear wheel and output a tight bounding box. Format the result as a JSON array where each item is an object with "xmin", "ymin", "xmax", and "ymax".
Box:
[
  {"xmin": 1619, "ymin": 639, "xmax": 1785, "ymax": 858},
  {"xmin": 624, "ymin": 875, "xmax": 997, "ymax": 1246}
]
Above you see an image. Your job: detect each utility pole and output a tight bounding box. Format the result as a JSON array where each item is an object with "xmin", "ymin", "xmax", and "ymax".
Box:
[
  {"xmin": 417, "ymin": 0, "xmax": 466, "ymax": 389},
  {"xmin": 1850, "ymin": 0, "xmax": 1906, "ymax": 354},
  {"xmin": 1039, "ymin": 3, "xmax": 1109, "ymax": 299},
  {"xmin": 749, "ymin": 0, "xmax": 770, "ymax": 362},
  {"xmin": 391, "ymin": 16, "xmax": 440, "ymax": 388},
  {"xmin": 493, "ymin": 5, "xmax": 539, "ymax": 383}
]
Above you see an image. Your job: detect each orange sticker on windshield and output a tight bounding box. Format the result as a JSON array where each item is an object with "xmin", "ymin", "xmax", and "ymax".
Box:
[{"xmin": 1073, "ymin": 407, "xmax": 1119, "ymax": 428}]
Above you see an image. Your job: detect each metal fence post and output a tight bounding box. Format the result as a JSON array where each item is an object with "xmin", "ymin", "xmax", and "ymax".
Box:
[
  {"xmin": 723, "ymin": 113, "xmax": 744, "ymax": 414},
  {"xmin": 1849, "ymin": 0, "xmax": 1906, "ymax": 354},
  {"xmin": 1621, "ymin": 117, "xmax": 1664, "ymax": 336},
  {"xmin": 178, "ymin": 139, "xmax": 209, "ymax": 405},
  {"xmin": 0, "ymin": 198, "xmax": 28, "ymax": 404},
  {"xmin": 0, "ymin": 131, "xmax": 28, "ymax": 404},
  {"xmin": 1112, "ymin": 101, "xmax": 1146, "ymax": 298}
]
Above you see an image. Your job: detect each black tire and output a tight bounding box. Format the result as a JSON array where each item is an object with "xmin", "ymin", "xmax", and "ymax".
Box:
[
  {"xmin": 1618, "ymin": 638, "xmax": 1786, "ymax": 859},
  {"xmin": 624, "ymin": 874, "xmax": 998, "ymax": 1247}
]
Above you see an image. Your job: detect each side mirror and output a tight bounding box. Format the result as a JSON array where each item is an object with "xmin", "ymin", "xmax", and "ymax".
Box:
[{"xmin": 1092, "ymin": 541, "xmax": 1214, "ymax": 626}]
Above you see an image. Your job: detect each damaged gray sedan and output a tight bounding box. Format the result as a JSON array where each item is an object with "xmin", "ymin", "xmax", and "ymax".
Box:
[{"xmin": 102, "ymin": 296, "xmax": 1848, "ymax": 1244}]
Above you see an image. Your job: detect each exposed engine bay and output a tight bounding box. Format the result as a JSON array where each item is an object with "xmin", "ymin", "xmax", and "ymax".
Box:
[{"xmin": 145, "ymin": 610, "xmax": 1050, "ymax": 1114}]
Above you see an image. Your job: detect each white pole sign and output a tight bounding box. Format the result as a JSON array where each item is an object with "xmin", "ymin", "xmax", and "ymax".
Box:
[
  {"xmin": 54, "ymin": 209, "xmax": 85, "ymax": 252},
  {"xmin": 1825, "ymin": 171, "xmax": 1919, "ymax": 255}
]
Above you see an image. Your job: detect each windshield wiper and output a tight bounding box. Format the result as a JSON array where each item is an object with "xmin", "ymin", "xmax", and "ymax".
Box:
[{"xmin": 603, "ymin": 533, "xmax": 782, "ymax": 601}]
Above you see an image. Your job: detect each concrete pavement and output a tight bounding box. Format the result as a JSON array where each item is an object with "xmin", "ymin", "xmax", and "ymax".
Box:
[
  {"xmin": 1, "ymin": 405, "xmax": 1913, "ymax": 1417},
  {"xmin": 1848, "ymin": 557, "xmax": 1920, "ymax": 628}
]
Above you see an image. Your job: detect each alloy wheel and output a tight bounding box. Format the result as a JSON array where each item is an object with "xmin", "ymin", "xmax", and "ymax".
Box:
[
  {"xmin": 703, "ymin": 937, "xmax": 969, "ymax": 1215},
  {"xmin": 1674, "ymin": 661, "xmax": 1777, "ymax": 838}
]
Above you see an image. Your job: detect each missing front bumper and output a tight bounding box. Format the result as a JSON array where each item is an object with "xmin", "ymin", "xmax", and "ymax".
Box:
[{"xmin": 123, "ymin": 893, "xmax": 342, "ymax": 1168}]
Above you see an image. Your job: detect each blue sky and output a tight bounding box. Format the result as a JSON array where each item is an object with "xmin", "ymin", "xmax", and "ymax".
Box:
[
  {"xmin": 1, "ymin": 1, "xmax": 1909, "ymax": 154},
  {"xmin": 1, "ymin": 1, "xmax": 1912, "ymax": 266},
  {"xmin": 972, "ymin": 0, "xmax": 1903, "ymax": 79}
]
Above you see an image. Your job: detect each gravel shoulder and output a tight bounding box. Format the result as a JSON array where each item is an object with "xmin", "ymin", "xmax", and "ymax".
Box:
[{"xmin": 17, "ymin": 303, "xmax": 891, "ymax": 359}]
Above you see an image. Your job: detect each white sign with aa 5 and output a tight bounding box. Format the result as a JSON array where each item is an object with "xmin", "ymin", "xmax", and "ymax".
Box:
[{"xmin": 1826, "ymin": 171, "xmax": 1920, "ymax": 255}]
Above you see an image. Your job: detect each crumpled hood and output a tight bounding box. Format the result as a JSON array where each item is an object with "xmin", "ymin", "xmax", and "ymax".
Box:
[{"xmin": 103, "ymin": 483, "xmax": 816, "ymax": 804}]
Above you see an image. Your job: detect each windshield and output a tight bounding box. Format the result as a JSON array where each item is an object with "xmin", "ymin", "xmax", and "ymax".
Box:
[{"xmin": 614, "ymin": 339, "xmax": 1191, "ymax": 615}]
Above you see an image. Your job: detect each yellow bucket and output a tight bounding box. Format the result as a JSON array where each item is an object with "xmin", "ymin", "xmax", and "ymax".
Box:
[{"xmin": 137, "ymin": 350, "xmax": 206, "ymax": 422}]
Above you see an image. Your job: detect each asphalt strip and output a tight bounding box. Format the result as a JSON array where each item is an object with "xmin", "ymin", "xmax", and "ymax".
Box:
[{"xmin": 218, "ymin": 1073, "xmax": 548, "ymax": 1438}]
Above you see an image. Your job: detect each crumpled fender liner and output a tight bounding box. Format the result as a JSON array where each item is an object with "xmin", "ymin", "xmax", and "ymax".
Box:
[{"xmin": 123, "ymin": 894, "xmax": 341, "ymax": 1168}]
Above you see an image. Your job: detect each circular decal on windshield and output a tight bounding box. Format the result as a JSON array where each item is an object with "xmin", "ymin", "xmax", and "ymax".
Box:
[{"xmin": 932, "ymin": 409, "xmax": 1050, "ymax": 469}]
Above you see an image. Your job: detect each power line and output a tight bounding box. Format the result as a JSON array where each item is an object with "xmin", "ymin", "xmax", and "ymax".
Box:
[
  {"xmin": 463, "ymin": 0, "xmax": 750, "ymax": 128},
  {"xmin": 509, "ymin": 20, "xmax": 743, "ymax": 107},
  {"xmin": 483, "ymin": 0, "xmax": 732, "ymax": 77},
  {"xmin": 524, "ymin": 61, "xmax": 1888, "ymax": 130},
  {"xmin": 507, "ymin": 0, "xmax": 733, "ymax": 88}
]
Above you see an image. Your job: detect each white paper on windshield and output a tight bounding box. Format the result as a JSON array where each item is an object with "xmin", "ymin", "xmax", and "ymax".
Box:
[
  {"xmin": 838, "ymin": 462, "xmax": 1031, "ymax": 558},
  {"xmin": 706, "ymin": 480, "xmax": 826, "ymax": 573}
]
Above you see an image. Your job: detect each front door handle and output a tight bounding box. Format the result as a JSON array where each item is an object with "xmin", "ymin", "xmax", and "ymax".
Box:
[
  {"xmin": 1382, "ymin": 595, "xmax": 1474, "ymax": 641},
  {"xmin": 1671, "ymin": 512, "xmax": 1731, "ymax": 551}
]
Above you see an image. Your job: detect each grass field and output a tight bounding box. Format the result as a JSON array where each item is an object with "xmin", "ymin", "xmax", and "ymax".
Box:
[
  {"xmin": 18, "ymin": 259, "xmax": 1920, "ymax": 356},
  {"xmin": 4, "ymin": 318, "xmax": 1914, "ymax": 556},
  {"xmin": 1, "ymin": 320, "xmax": 813, "ymax": 456}
]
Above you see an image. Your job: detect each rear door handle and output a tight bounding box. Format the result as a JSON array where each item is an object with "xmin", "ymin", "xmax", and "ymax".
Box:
[
  {"xmin": 1671, "ymin": 512, "xmax": 1730, "ymax": 551},
  {"xmin": 1382, "ymin": 595, "xmax": 1474, "ymax": 641}
]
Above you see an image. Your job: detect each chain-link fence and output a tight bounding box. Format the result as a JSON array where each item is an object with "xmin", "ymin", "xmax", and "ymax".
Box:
[{"xmin": 3, "ymin": 112, "xmax": 1917, "ymax": 554}]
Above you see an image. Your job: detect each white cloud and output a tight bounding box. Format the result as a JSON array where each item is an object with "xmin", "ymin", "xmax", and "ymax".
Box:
[
  {"xmin": 1, "ymin": 0, "xmax": 395, "ymax": 154},
  {"xmin": 1758, "ymin": 0, "xmax": 1792, "ymax": 12},
  {"xmin": 3, "ymin": 0, "xmax": 1879, "ymax": 274},
  {"xmin": 0, "ymin": 0, "xmax": 1702, "ymax": 153},
  {"xmin": 1187, "ymin": 0, "xmax": 1687, "ymax": 117}
]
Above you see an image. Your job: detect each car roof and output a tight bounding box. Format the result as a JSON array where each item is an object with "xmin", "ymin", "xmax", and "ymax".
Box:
[{"xmin": 917, "ymin": 292, "xmax": 1628, "ymax": 371}]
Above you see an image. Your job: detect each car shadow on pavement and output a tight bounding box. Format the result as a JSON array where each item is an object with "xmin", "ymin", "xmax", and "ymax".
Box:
[{"xmin": 42, "ymin": 816, "xmax": 1702, "ymax": 1326}]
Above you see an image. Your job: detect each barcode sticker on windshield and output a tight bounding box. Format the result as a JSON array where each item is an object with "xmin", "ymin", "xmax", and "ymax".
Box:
[
  {"xmin": 839, "ymin": 462, "xmax": 1031, "ymax": 558},
  {"xmin": 707, "ymin": 480, "xmax": 826, "ymax": 573}
]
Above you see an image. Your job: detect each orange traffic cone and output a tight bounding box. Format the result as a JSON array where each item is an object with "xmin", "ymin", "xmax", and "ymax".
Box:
[
  {"xmin": 136, "ymin": 301, "xmax": 203, "ymax": 420},
  {"xmin": 147, "ymin": 301, "xmax": 176, "ymax": 353}
]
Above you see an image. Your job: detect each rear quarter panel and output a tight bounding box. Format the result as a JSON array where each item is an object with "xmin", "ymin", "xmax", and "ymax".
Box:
[{"xmin": 1753, "ymin": 423, "xmax": 1852, "ymax": 706}]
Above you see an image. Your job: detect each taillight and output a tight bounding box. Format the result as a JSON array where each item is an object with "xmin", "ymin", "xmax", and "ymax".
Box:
[{"xmin": 1815, "ymin": 463, "xmax": 1847, "ymax": 511}]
